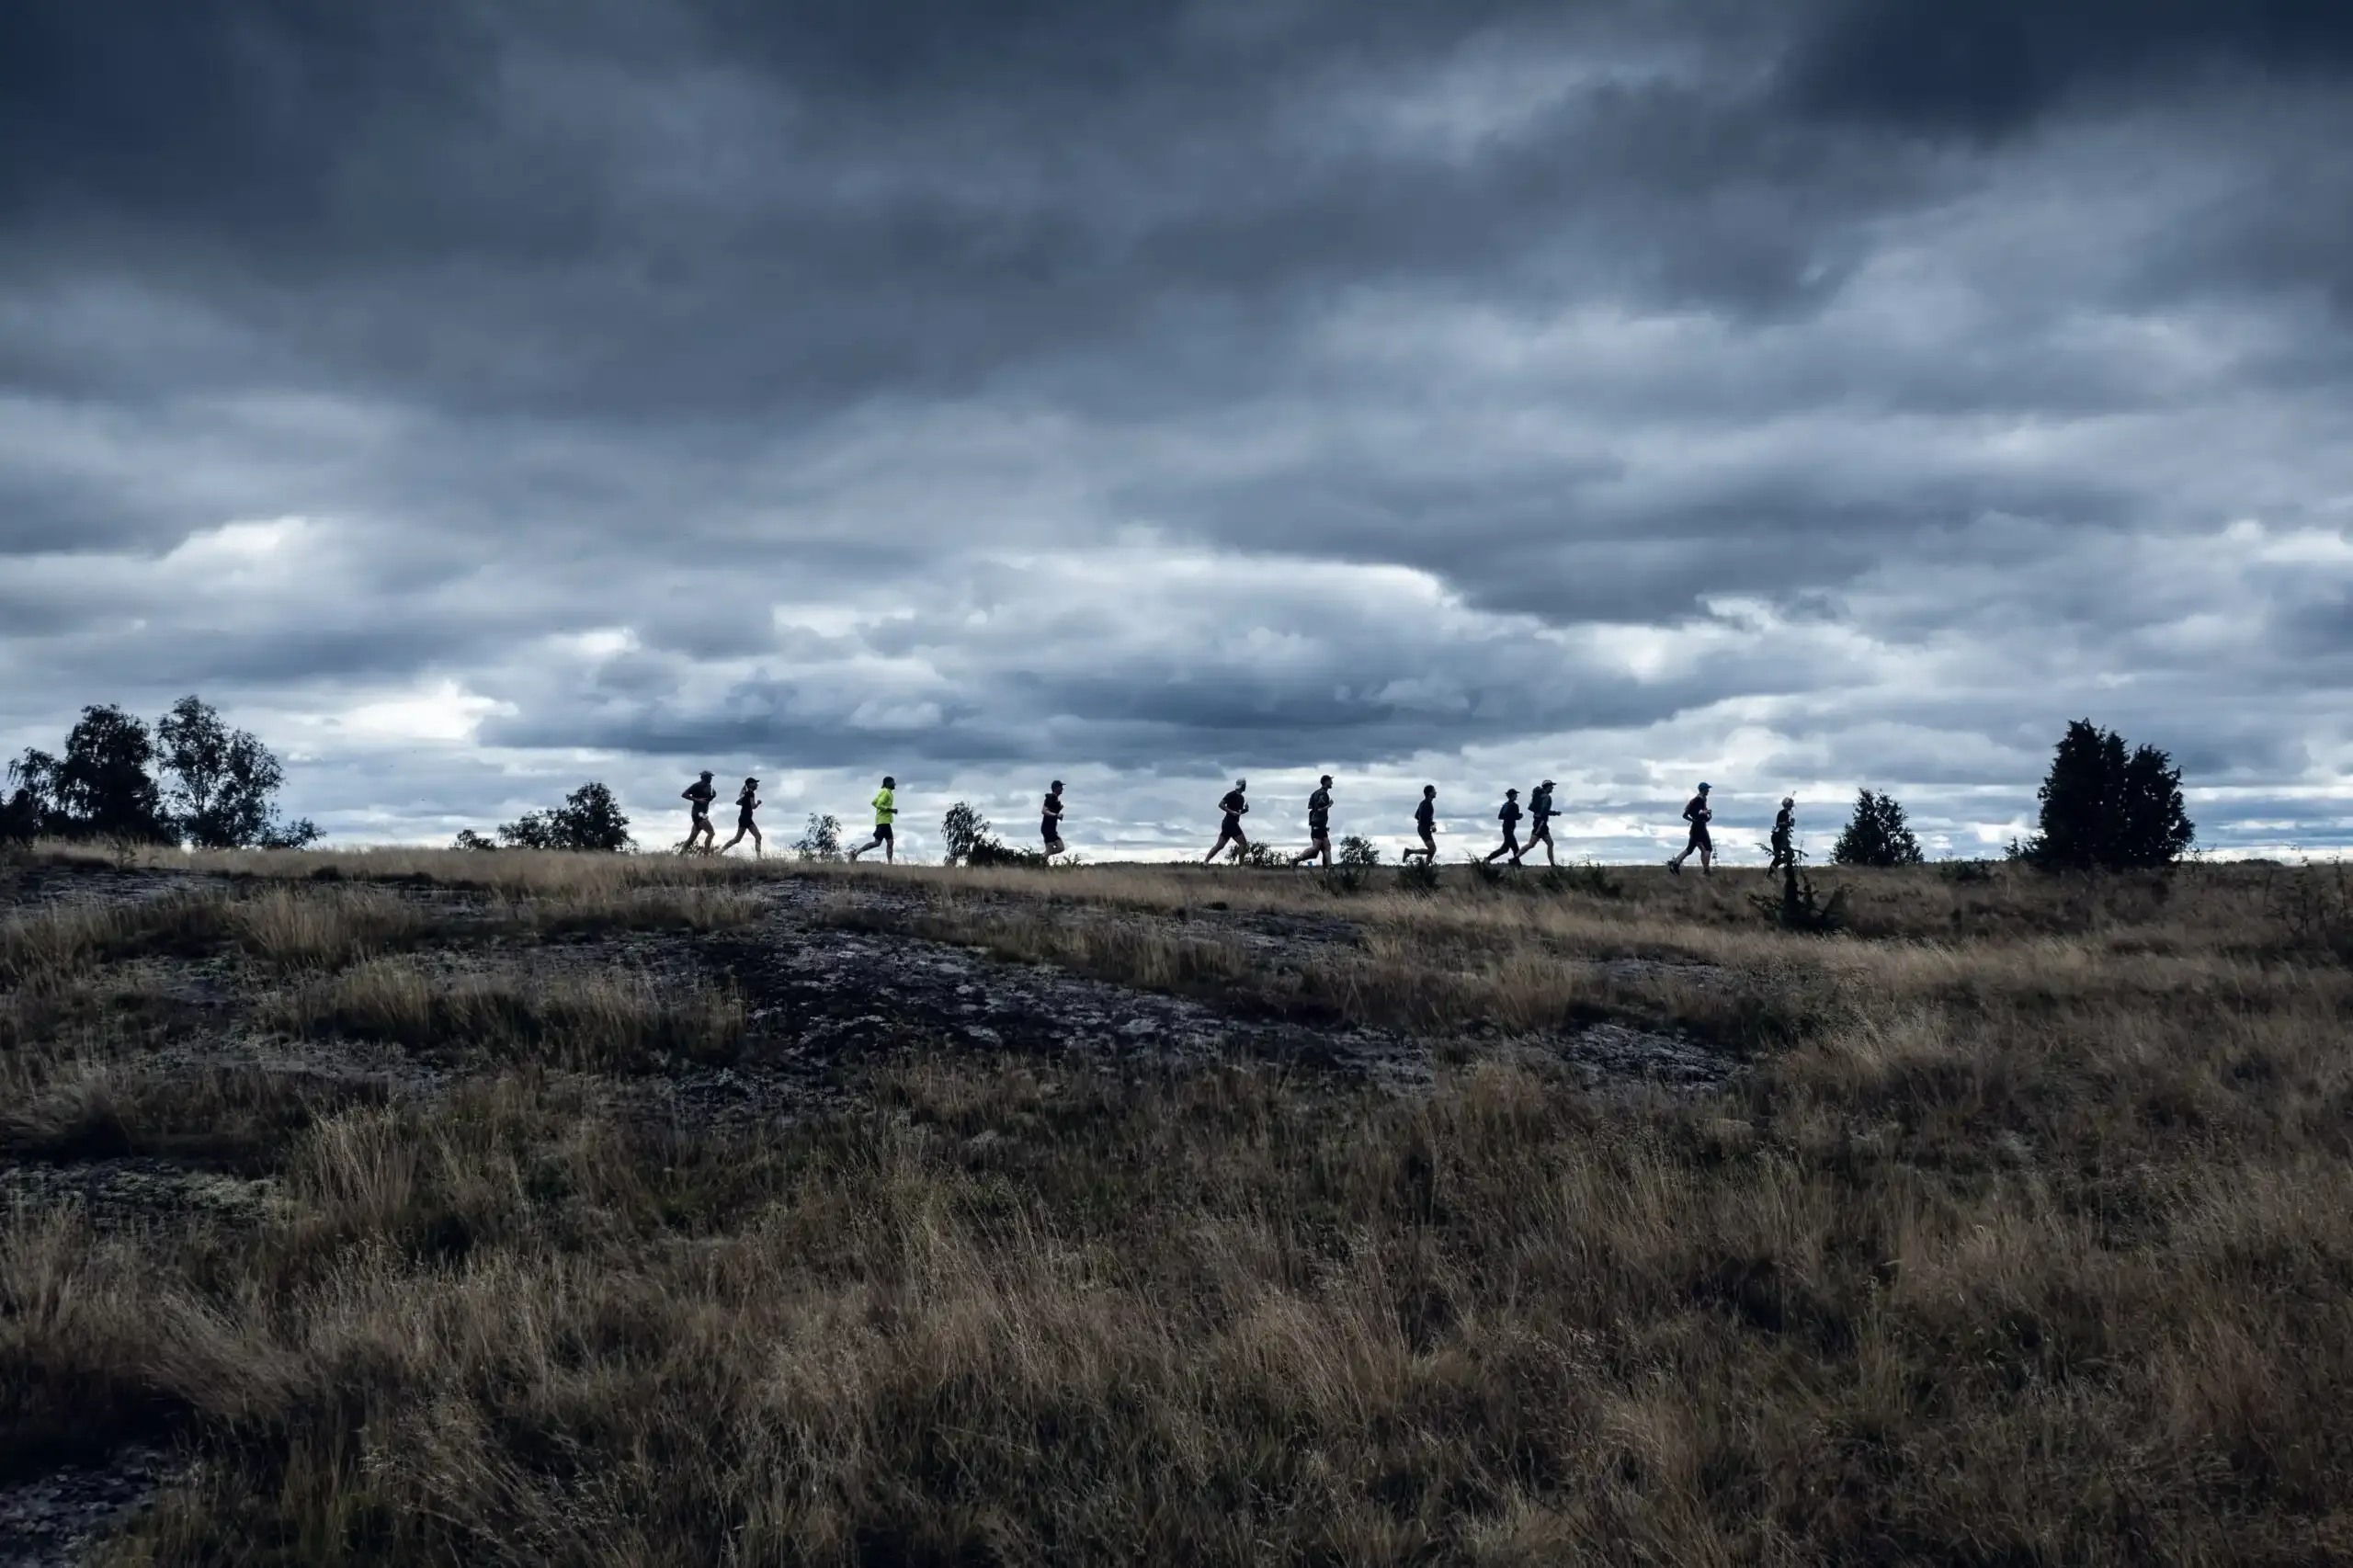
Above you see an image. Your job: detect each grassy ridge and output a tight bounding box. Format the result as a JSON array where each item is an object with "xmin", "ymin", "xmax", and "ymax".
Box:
[{"xmin": 3, "ymin": 847, "xmax": 2350, "ymax": 1562}]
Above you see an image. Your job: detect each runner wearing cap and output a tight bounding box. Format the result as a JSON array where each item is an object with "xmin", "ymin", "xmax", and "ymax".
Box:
[
  {"xmin": 1483, "ymin": 788, "xmax": 1524, "ymax": 864},
  {"xmin": 1668, "ymin": 782, "xmax": 1714, "ymax": 876},
  {"xmin": 717, "ymin": 776, "xmax": 764, "ymax": 858},
  {"xmin": 679, "ymin": 770, "xmax": 718, "ymax": 855},
  {"xmin": 1204, "ymin": 778, "xmax": 1251, "ymax": 864},
  {"xmin": 847, "ymin": 775, "xmax": 898, "ymax": 863},
  {"xmin": 1522, "ymin": 779, "xmax": 1560, "ymax": 868},
  {"xmin": 1290, "ymin": 775, "xmax": 1336, "ymax": 869},
  {"xmin": 1041, "ymin": 781, "xmax": 1067, "ymax": 860}
]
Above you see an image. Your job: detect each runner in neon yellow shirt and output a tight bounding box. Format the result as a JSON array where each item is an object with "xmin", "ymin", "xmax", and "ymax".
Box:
[{"xmin": 847, "ymin": 775, "xmax": 898, "ymax": 863}]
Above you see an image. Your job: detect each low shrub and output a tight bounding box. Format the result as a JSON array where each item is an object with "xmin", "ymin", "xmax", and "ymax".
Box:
[{"xmin": 1545, "ymin": 860, "xmax": 1623, "ymax": 899}]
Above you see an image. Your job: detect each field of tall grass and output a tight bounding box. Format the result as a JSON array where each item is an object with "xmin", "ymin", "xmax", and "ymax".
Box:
[{"xmin": 4, "ymin": 844, "xmax": 2350, "ymax": 1562}]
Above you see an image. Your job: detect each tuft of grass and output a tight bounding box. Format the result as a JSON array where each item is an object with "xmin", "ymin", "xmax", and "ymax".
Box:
[
  {"xmin": 1, "ymin": 1056, "xmax": 381, "ymax": 1172},
  {"xmin": 272, "ymin": 959, "xmax": 746, "ymax": 1073},
  {"xmin": 3, "ymin": 885, "xmax": 427, "ymax": 985},
  {"xmin": 0, "ymin": 895, "xmax": 232, "ymax": 990},
  {"xmin": 1545, "ymin": 860, "xmax": 1624, "ymax": 899},
  {"xmin": 4, "ymin": 877, "xmax": 769, "ymax": 989},
  {"xmin": 517, "ymin": 884, "xmax": 766, "ymax": 939},
  {"xmin": 228, "ymin": 885, "xmax": 430, "ymax": 972},
  {"xmin": 1393, "ymin": 858, "xmax": 1442, "ymax": 895}
]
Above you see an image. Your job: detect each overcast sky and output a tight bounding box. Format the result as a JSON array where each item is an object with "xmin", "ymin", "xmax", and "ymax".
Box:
[{"xmin": 5, "ymin": 0, "xmax": 2351, "ymax": 861}]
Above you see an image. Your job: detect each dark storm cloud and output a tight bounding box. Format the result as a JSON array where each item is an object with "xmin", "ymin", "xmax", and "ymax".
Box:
[
  {"xmin": 0, "ymin": 0, "xmax": 1889, "ymax": 424},
  {"xmin": 1786, "ymin": 0, "xmax": 2353, "ymax": 137},
  {"xmin": 3, "ymin": 0, "xmax": 2351, "ymax": 852},
  {"xmin": 0, "ymin": 3, "xmax": 491, "ymax": 228},
  {"xmin": 495, "ymin": 652, "xmax": 1772, "ymax": 777},
  {"xmin": 459, "ymin": 533, "xmax": 1888, "ymax": 777}
]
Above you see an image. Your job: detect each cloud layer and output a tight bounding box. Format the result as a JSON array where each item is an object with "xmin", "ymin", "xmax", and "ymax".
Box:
[{"xmin": 4, "ymin": 0, "xmax": 2349, "ymax": 859}]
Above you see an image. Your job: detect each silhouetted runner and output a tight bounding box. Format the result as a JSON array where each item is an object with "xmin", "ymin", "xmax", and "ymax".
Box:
[
  {"xmin": 1041, "ymin": 781, "xmax": 1067, "ymax": 860},
  {"xmin": 679, "ymin": 770, "xmax": 718, "ymax": 855},
  {"xmin": 1768, "ymin": 795, "xmax": 1796, "ymax": 872},
  {"xmin": 1290, "ymin": 775, "xmax": 1336, "ymax": 869},
  {"xmin": 1668, "ymin": 782, "xmax": 1713, "ymax": 876},
  {"xmin": 1203, "ymin": 779, "xmax": 1250, "ymax": 864},
  {"xmin": 1523, "ymin": 778, "xmax": 1559, "ymax": 868},
  {"xmin": 717, "ymin": 776, "xmax": 763, "ymax": 858},
  {"xmin": 1484, "ymin": 788, "xmax": 1523, "ymax": 864},
  {"xmin": 847, "ymin": 775, "xmax": 897, "ymax": 863},
  {"xmin": 1405, "ymin": 785, "xmax": 1438, "ymax": 864}
]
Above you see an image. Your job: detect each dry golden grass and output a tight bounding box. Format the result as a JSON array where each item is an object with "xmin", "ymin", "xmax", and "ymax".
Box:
[
  {"xmin": 0, "ymin": 894, "xmax": 231, "ymax": 992},
  {"xmin": 224, "ymin": 885, "xmax": 430, "ymax": 971},
  {"xmin": 13, "ymin": 1035, "xmax": 2353, "ymax": 1564},
  {"xmin": 5, "ymin": 852, "xmax": 2353, "ymax": 1562},
  {"xmin": 824, "ymin": 891, "xmax": 1821, "ymax": 1049},
  {"xmin": 34, "ymin": 839, "xmax": 791, "ymax": 896},
  {"xmin": 2, "ymin": 864, "xmax": 764, "ymax": 986},
  {"xmin": 815, "ymin": 858, "xmax": 2353, "ymax": 1057},
  {"xmin": 270, "ymin": 958, "xmax": 746, "ymax": 1073},
  {"xmin": 514, "ymin": 883, "xmax": 766, "ymax": 937},
  {"xmin": 1, "ymin": 1051, "xmax": 380, "ymax": 1172}
]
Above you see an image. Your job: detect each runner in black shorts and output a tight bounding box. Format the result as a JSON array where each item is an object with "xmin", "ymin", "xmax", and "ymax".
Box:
[
  {"xmin": 847, "ymin": 776, "xmax": 897, "ymax": 863},
  {"xmin": 717, "ymin": 775, "xmax": 763, "ymax": 858},
  {"xmin": 1404, "ymin": 785, "xmax": 1438, "ymax": 864},
  {"xmin": 1290, "ymin": 775, "xmax": 1336, "ymax": 869},
  {"xmin": 679, "ymin": 770, "xmax": 717, "ymax": 855},
  {"xmin": 1523, "ymin": 778, "xmax": 1559, "ymax": 868},
  {"xmin": 1483, "ymin": 788, "xmax": 1523, "ymax": 864},
  {"xmin": 1668, "ymin": 781, "xmax": 1713, "ymax": 876},
  {"xmin": 1203, "ymin": 779, "xmax": 1250, "ymax": 864},
  {"xmin": 1041, "ymin": 780, "xmax": 1067, "ymax": 860}
]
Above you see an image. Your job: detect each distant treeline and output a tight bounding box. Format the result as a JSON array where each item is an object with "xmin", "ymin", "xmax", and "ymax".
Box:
[
  {"xmin": 7, "ymin": 706, "xmax": 2194, "ymax": 875},
  {"xmin": 1802, "ymin": 720, "xmax": 2191, "ymax": 871},
  {"xmin": 3, "ymin": 698, "xmax": 316, "ymax": 849},
  {"xmin": 453, "ymin": 782, "xmax": 635, "ymax": 853}
]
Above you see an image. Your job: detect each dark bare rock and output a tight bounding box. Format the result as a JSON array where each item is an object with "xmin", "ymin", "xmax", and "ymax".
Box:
[
  {"xmin": 0, "ymin": 1447, "xmax": 173, "ymax": 1568},
  {"xmin": 689, "ymin": 887, "xmax": 1739, "ymax": 1118},
  {"xmin": 5, "ymin": 863, "xmax": 1744, "ymax": 1140},
  {"xmin": 0, "ymin": 1158, "xmax": 279, "ymax": 1233}
]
